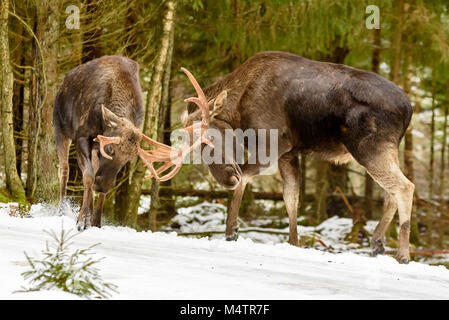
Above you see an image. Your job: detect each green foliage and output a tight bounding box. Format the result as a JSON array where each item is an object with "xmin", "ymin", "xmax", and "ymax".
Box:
[
  {"xmin": 0, "ymin": 189, "xmax": 12, "ymax": 203},
  {"xmin": 0, "ymin": 188, "xmax": 28, "ymax": 207},
  {"xmin": 12, "ymin": 188, "xmax": 27, "ymax": 205},
  {"xmin": 18, "ymin": 226, "xmax": 118, "ymax": 299},
  {"xmin": 9, "ymin": 203, "xmax": 32, "ymax": 217},
  {"xmin": 17, "ymin": 203, "xmax": 31, "ymax": 217}
]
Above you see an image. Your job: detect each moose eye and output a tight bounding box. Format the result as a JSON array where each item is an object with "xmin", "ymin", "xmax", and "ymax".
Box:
[{"xmin": 105, "ymin": 144, "xmax": 115, "ymax": 156}]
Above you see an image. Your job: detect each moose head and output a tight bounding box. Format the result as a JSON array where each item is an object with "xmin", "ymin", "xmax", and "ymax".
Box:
[
  {"xmin": 180, "ymin": 69, "xmax": 243, "ymax": 190},
  {"xmin": 93, "ymin": 68, "xmax": 216, "ymax": 188}
]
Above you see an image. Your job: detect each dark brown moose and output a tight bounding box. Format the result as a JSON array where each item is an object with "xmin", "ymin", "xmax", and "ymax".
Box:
[
  {"xmin": 181, "ymin": 51, "xmax": 414, "ymax": 264},
  {"xmin": 54, "ymin": 56, "xmax": 210, "ymax": 230}
]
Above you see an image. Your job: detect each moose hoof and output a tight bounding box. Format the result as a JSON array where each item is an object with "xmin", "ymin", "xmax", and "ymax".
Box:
[
  {"xmin": 395, "ymin": 252, "xmax": 410, "ymax": 264},
  {"xmin": 225, "ymin": 228, "xmax": 239, "ymax": 241},
  {"xmin": 76, "ymin": 221, "xmax": 85, "ymax": 231},
  {"xmin": 58, "ymin": 200, "xmax": 71, "ymax": 217},
  {"xmin": 76, "ymin": 214, "xmax": 91, "ymax": 231},
  {"xmin": 371, "ymin": 238, "xmax": 385, "ymax": 257},
  {"xmin": 372, "ymin": 247, "xmax": 385, "ymax": 256}
]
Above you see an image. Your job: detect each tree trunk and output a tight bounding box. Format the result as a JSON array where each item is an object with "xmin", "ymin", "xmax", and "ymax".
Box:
[
  {"xmin": 439, "ymin": 82, "xmax": 449, "ymax": 210},
  {"xmin": 12, "ymin": 16, "xmax": 25, "ymax": 179},
  {"xmin": 299, "ymin": 154, "xmax": 307, "ymax": 217},
  {"xmin": 82, "ymin": 0, "xmax": 103, "ymax": 63},
  {"xmin": 158, "ymin": 73, "xmax": 177, "ymax": 221},
  {"xmin": 124, "ymin": 0, "xmax": 176, "ymax": 229},
  {"xmin": 26, "ymin": 10, "xmax": 38, "ymax": 198},
  {"xmin": 31, "ymin": 0, "xmax": 61, "ymax": 202},
  {"xmin": 314, "ymin": 160, "xmax": 329, "ymax": 224},
  {"xmin": 149, "ymin": 27, "xmax": 177, "ymax": 227},
  {"xmin": 0, "ymin": 0, "xmax": 26, "ymax": 202},
  {"xmin": 231, "ymin": 0, "xmax": 242, "ymax": 70},
  {"xmin": 437, "ymin": 85, "xmax": 449, "ymax": 247},
  {"xmin": 124, "ymin": 0, "xmax": 138, "ymax": 57},
  {"xmin": 114, "ymin": 0, "xmax": 139, "ymax": 225},
  {"xmin": 429, "ymin": 79, "xmax": 436, "ymax": 200},
  {"xmin": 328, "ymin": 164, "xmax": 348, "ymax": 193},
  {"xmin": 148, "ymin": 12, "xmax": 176, "ymax": 231},
  {"xmin": 391, "ymin": 0, "xmax": 404, "ymax": 84}
]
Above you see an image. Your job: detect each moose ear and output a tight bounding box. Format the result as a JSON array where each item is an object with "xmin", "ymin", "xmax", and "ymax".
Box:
[
  {"xmin": 210, "ymin": 90, "xmax": 227, "ymax": 118},
  {"xmin": 101, "ymin": 104, "xmax": 119, "ymax": 128}
]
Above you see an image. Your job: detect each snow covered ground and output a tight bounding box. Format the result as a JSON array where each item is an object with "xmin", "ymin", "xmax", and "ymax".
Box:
[
  {"xmin": 1, "ymin": 202, "xmax": 449, "ymax": 299},
  {"xmin": 170, "ymin": 201, "xmax": 376, "ymax": 251}
]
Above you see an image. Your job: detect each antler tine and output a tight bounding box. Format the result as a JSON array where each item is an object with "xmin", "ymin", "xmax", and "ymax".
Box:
[
  {"xmin": 141, "ymin": 133, "xmax": 174, "ymax": 152},
  {"xmin": 181, "ymin": 67, "xmax": 207, "ymax": 102},
  {"xmin": 157, "ymin": 162, "xmax": 183, "ymax": 181},
  {"xmin": 136, "ymin": 68, "xmax": 215, "ymax": 183},
  {"xmin": 154, "ymin": 142, "xmax": 192, "ymax": 181},
  {"xmin": 144, "ymin": 161, "xmax": 183, "ymax": 182},
  {"xmin": 138, "ymin": 147, "xmax": 180, "ymax": 164},
  {"xmin": 143, "ymin": 161, "xmax": 175, "ymax": 180},
  {"xmin": 181, "ymin": 67, "xmax": 210, "ymax": 125},
  {"xmin": 141, "ymin": 142, "xmax": 188, "ymax": 181}
]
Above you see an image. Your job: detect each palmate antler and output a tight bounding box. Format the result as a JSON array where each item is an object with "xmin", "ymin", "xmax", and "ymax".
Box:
[
  {"xmin": 96, "ymin": 68, "xmax": 213, "ymax": 182},
  {"xmin": 135, "ymin": 67, "xmax": 214, "ymax": 182}
]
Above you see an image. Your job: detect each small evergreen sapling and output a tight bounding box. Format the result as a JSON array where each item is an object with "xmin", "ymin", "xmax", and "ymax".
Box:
[{"xmin": 18, "ymin": 225, "xmax": 118, "ymax": 299}]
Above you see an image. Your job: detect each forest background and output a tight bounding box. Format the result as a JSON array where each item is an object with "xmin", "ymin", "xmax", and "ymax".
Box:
[{"xmin": 1, "ymin": 0, "xmax": 449, "ymax": 257}]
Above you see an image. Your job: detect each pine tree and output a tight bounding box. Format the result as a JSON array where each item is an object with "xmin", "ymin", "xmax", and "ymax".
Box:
[{"xmin": 0, "ymin": 0, "xmax": 26, "ymax": 203}]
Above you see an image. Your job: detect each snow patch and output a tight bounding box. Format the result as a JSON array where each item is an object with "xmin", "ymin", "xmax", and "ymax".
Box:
[{"xmin": 2, "ymin": 202, "xmax": 449, "ymax": 299}]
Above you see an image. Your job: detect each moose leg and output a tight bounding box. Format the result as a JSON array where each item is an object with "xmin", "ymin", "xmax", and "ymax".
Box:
[
  {"xmin": 91, "ymin": 192, "xmax": 105, "ymax": 228},
  {"xmin": 279, "ymin": 153, "xmax": 300, "ymax": 246},
  {"xmin": 225, "ymin": 161, "xmax": 275, "ymax": 240},
  {"xmin": 75, "ymin": 137, "xmax": 95, "ymax": 231},
  {"xmin": 371, "ymin": 193, "xmax": 397, "ymax": 256},
  {"xmin": 225, "ymin": 179, "xmax": 248, "ymax": 240},
  {"xmin": 55, "ymin": 133, "xmax": 71, "ymax": 209},
  {"xmin": 361, "ymin": 147, "xmax": 414, "ymax": 263}
]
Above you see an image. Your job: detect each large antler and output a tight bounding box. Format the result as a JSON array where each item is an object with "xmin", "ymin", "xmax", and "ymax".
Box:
[
  {"xmin": 136, "ymin": 67, "xmax": 213, "ymax": 182},
  {"xmin": 181, "ymin": 67, "xmax": 210, "ymax": 128}
]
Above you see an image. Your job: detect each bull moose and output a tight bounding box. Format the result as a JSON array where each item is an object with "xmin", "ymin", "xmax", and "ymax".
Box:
[
  {"xmin": 53, "ymin": 56, "xmax": 210, "ymax": 231},
  {"xmin": 181, "ymin": 51, "xmax": 414, "ymax": 264}
]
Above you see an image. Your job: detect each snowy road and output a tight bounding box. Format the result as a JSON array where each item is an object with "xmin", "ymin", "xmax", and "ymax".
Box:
[{"xmin": 1, "ymin": 209, "xmax": 449, "ymax": 299}]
